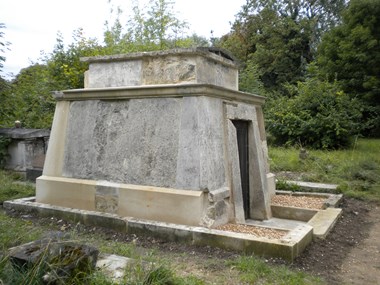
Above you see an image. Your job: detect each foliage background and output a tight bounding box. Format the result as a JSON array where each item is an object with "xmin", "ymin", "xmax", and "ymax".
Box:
[{"xmin": 1, "ymin": 0, "xmax": 379, "ymax": 148}]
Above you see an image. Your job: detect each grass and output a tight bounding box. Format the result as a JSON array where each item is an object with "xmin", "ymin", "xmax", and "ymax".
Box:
[
  {"xmin": 0, "ymin": 208, "xmax": 323, "ymax": 284},
  {"xmin": 269, "ymin": 139, "xmax": 380, "ymax": 201},
  {"xmin": 0, "ymin": 170, "xmax": 35, "ymax": 204},
  {"xmin": 228, "ymin": 256, "xmax": 322, "ymax": 285},
  {"xmin": 3, "ymin": 139, "xmax": 377, "ymax": 284}
]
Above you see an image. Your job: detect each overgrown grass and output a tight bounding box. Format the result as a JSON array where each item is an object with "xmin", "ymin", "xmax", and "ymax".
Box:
[
  {"xmin": 0, "ymin": 170, "xmax": 35, "ymax": 203},
  {"xmin": 0, "ymin": 208, "xmax": 323, "ymax": 284},
  {"xmin": 269, "ymin": 139, "xmax": 380, "ymax": 200},
  {"xmin": 0, "ymin": 209, "xmax": 210, "ymax": 284}
]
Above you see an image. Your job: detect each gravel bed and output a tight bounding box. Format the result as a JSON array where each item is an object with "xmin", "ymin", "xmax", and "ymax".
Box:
[
  {"xmin": 216, "ymin": 224, "xmax": 287, "ymax": 239},
  {"xmin": 271, "ymin": 194, "xmax": 326, "ymax": 209}
]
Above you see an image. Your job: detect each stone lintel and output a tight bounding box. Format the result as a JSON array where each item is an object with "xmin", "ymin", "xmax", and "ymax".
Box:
[
  {"xmin": 0, "ymin": 128, "xmax": 50, "ymax": 139},
  {"xmin": 52, "ymin": 84, "xmax": 265, "ymax": 105}
]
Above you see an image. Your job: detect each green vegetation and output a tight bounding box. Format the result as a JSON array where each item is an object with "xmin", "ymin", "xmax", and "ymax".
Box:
[
  {"xmin": 265, "ymin": 79, "xmax": 363, "ymax": 149},
  {"xmin": 269, "ymin": 139, "xmax": 380, "ymax": 200},
  {"xmin": 219, "ymin": 0, "xmax": 379, "ymax": 146},
  {"xmin": 1, "ymin": 0, "xmax": 379, "ymax": 147},
  {"xmin": 0, "ymin": 207, "xmax": 322, "ymax": 284},
  {"xmin": 228, "ymin": 256, "xmax": 322, "ymax": 285},
  {"xmin": 0, "ymin": 170, "xmax": 35, "ymax": 204},
  {"xmin": 1, "ymin": 143, "xmax": 377, "ymax": 284},
  {"xmin": 0, "ymin": 136, "xmax": 11, "ymax": 168}
]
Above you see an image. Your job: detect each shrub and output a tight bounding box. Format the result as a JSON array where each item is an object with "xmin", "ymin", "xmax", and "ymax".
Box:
[
  {"xmin": 265, "ymin": 79, "xmax": 363, "ymax": 149},
  {"xmin": 0, "ymin": 136, "xmax": 10, "ymax": 168}
]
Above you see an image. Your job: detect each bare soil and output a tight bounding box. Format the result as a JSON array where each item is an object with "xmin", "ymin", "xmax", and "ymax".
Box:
[
  {"xmin": 292, "ymin": 198, "xmax": 380, "ymax": 284},
  {"xmin": 4, "ymin": 197, "xmax": 380, "ymax": 284}
]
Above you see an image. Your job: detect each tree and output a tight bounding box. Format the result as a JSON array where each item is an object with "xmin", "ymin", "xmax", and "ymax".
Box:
[
  {"xmin": 43, "ymin": 30, "xmax": 104, "ymax": 90},
  {"xmin": 5, "ymin": 64, "xmax": 55, "ymax": 128},
  {"xmin": 0, "ymin": 23, "xmax": 10, "ymax": 73},
  {"xmin": 219, "ymin": 0, "xmax": 347, "ymax": 93},
  {"xmin": 103, "ymin": 0, "xmax": 199, "ymax": 54},
  {"xmin": 317, "ymin": 0, "xmax": 380, "ymax": 105},
  {"xmin": 265, "ymin": 78, "xmax": 363, "ymax": 149},
  {"xmin": 317, "ymin": 0, "xmax": 380, "ymax": 135}
]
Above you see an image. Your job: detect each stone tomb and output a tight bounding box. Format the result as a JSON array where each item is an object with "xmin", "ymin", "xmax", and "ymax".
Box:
[
  {"xmin": 36, "ymin": 48, "xmax": 275, "ymax": 228},
  {"xmin": 0, "ymin": 128, "xmax": 50, "ymax": 181}
]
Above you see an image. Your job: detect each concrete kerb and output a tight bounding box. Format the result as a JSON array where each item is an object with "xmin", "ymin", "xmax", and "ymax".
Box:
[
  {"xmin": 272, "ymin": 191, "xmax": 343, "ymax": 240},
  {"xmin": 3, "ymin": 197, "xmax": 312, "ymax": 261},
  {"xmin": 283, "ymin": 181, "xmax": 339, "ymax": 193}
]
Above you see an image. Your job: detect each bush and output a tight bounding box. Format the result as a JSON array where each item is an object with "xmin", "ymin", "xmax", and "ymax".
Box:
[
  {"xmin": 265, "ymin": 79, "xmax": 363, "ymax": 149},
  {"xmin": 0, "ymin": 136, "xmax": 10, "ymax": 168}
]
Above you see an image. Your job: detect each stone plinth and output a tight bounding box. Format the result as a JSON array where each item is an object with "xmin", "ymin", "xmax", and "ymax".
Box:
[{"xmin": 37, "ymin": 48, "xmax": 273, "ymax": 227}]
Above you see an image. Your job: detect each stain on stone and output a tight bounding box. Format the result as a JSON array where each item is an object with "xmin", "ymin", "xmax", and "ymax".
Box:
[{"xmin": 95, "ymin": 184, "xmax": 119, "ymax": 214}]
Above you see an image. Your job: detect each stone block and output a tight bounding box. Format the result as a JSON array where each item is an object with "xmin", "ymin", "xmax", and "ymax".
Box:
[{"xmin": 81, "ymin": 48, "xmax": 238, "ymax": 90}]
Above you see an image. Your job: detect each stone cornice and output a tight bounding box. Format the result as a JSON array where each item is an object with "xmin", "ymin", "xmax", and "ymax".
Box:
[
  {"xmin": 53, "ymin": 84, "xmax": 265, "ymax": 105},
  {"xmin": 81, "ymin": 48, "xmax": 239, "ymax": 69}
]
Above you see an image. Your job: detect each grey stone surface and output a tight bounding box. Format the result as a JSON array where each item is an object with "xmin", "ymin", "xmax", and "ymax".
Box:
[
  {"xmin": 208, "ymin": 187, "xmax": 230, "ymax": 203},
  {"xmin": 225, "ymin": 102, "xmax": 272, "ymax": 221},
  {"xmin": 286, "ymin": 181, "xmax": 338, "ymax": 192},
  {"xmin": 197, "ymin": 96, "xmax": 226, "ymax": 191},
  {"xmin": 226, "ymin": 119, "xmax": 245, "ymax": 223},
  {"xmin": 175, "ymin": 97, "xmax": 201, "ymax": 190},
  {"xmin": 142, "ymin": 55, "xmax": 196, "ymax": 85},
  {"xmin": 0, "ymin": 128, "xmax": 50, "ymax": 139},
  {"xmin": 96, "ymin": 254, "xmax": 136, "ymax": 282},
  {"xmin": 88, "ymin": 60, "xmax": 142, "ymax": 88},
  {"xmin": 248, "ymin": 120, "xmax": 272, "ymax": 220},
  {"xmin": 63, "ymin": 98, "xmax": 181, "ymax": 188},
  {"xmin": 82, "ymin": 48, "xmax": 238, "ymax": 90},
  {"xmin": 4, "ymin": 137, "xmax": 48, "ymax": 172}
]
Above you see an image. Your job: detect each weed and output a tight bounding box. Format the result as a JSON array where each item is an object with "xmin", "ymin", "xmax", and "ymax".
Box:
[{"xmin": 276, "ymin": 179, "xmax": 302, "ymax": 191}]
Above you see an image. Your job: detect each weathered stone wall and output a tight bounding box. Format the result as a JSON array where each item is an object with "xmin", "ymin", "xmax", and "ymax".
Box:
[{"xmin": 62, "ymin": 96, "xmax": 227, "ymax": 192}]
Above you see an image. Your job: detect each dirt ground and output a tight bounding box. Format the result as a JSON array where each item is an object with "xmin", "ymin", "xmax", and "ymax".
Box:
[
  {"xmin": 292, "ymin": 198, "xmax": 380, "ymax": 284},
  {"xmin": 4, "ymin": 197, "xmax": 380, "ymax": 284}
]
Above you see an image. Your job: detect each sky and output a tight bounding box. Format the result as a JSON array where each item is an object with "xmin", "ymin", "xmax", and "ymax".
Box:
[{"xmin": 0, "ymin": 0, "xmax": 246, "ymax": 78}]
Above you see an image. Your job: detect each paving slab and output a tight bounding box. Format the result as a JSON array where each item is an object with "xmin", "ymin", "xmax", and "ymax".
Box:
[
  {"xmin": 308, "ymin": 208, "xmax": 342, "ymax": 239},
  {"xmin": 246, "ymin": 218, "xmax": 306, "ymax": 231}
]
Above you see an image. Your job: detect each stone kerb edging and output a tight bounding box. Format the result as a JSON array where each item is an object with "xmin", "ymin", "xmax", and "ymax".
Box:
[{"xmin": 4, "ymin": 197, "xmax": 313, "ymax": 261}]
